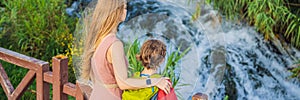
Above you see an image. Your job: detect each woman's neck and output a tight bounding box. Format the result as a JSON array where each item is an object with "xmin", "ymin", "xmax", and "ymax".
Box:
[{"xmin": 141, "ymin": 68, "xmax": 156, "ymax": 76}]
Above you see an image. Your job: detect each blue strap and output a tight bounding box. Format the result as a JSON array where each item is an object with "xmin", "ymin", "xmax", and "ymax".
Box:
[{"xmin": 140, "ymin": 73, "xmax": 150, "ymax": 78}]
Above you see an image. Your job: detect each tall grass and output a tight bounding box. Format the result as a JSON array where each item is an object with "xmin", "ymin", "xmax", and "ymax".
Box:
[
  {"xmin": 200, "ymin": 0, "xmax": 300, "ymax": 48},
  {"xmin": 126, "ymin": 39, "xmax": 190, "ymax": 87}
]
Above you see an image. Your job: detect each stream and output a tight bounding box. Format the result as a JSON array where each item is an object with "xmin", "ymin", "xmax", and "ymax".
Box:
[{"xmin": 69, "ymin": 0, "xmax": 300, "ymax": 99}]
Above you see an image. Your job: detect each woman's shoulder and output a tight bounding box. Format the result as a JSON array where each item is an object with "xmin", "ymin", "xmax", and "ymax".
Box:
[{"xmin": 105, "ymin": 34, "xmax": 121, "ymax": 44}]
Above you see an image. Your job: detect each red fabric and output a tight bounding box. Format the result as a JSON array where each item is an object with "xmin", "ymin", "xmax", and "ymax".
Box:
[{"xmin": 157, "ymin": 79, "xmax": 178, "ymax": 100}]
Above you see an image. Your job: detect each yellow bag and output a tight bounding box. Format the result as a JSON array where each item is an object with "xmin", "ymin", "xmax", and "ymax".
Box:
[{"xmin": 122, "ymin": 72, "xmax": 161, "ymax": 100}]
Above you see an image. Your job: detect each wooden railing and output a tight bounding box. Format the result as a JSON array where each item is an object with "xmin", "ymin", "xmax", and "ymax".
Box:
[
  {"xmin": 0, "ymin": 47, "xmax": 208, "ymax": 100},
  {"xmin": 0, "ymin": 47, "xmax": 84, "ymax": 100}
]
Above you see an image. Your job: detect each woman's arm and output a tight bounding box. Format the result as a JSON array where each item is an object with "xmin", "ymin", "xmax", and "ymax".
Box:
[{"xmin": 109, "ymin": 41, "xmax": 171, "ymax": 94}]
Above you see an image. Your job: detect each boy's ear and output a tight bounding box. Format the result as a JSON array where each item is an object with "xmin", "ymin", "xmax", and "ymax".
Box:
[{"xmin": 160, "ymin": 58, "xmax": 165, "ymax": 64}]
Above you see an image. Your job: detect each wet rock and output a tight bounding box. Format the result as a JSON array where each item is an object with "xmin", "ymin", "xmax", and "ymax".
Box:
[
  {"xmin": 224, "ymin": 64, "xmax": 238, "ymax": 100},
  {"xmin": 209, "ymin": 46, "xmax": 226, "ymax": 86},
  {"xmin": 204, "ymin": 46, "xmax": 227, "ymax": 98}
]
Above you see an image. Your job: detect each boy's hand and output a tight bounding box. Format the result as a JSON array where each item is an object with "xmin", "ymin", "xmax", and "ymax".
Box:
[{"xmin": 155, "ymin": 77, "xmax": 172, "ymax": 94}]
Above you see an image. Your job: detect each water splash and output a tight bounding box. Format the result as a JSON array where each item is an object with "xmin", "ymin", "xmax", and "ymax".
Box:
[
  {"xmin": 118, "ymin": 0, "xmax": 300, "ymax": 100},
  {"xmin": 68, "ymin": 0, "xmax": 300, "ymax": 99}
]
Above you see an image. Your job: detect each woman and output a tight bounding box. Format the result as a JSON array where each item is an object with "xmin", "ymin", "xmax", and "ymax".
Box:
[{"xmin": 80, "ymin": 0, "xmax": 172, "ymax": 99}]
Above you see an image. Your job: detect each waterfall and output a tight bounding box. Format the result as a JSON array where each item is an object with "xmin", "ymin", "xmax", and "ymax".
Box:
[
  {"xmin": 118, "ymin": 0, "xmax": 300, "ymax": 100},
  {"xmin": 69, "ymin": 0, "xmax": 300, "ymax": 99}
]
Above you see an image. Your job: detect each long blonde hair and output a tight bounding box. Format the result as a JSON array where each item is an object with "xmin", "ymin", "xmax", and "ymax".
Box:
[{"xmin": 81, "ymin": 0, "xmax": 125, "ymax": 81}]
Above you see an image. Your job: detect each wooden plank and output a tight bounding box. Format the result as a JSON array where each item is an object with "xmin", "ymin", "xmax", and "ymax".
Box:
[
  {"xmin": 77, "ymin": 82, "xmax": 92, "ymax": 100},
  {"xmin": 63, "ymin": 82, "xmax": 76, "ymax": 97},
  {"xmin": 75, "ymin": 82, "xmax": 84, "ymax": 100},
  {"xmin": 52, "ymin": 56, "xmax": 68, "ymax": 100},
  {"xmin": 36, "ymin": 63, "xmax": 50, "ymax": 100},
  {"xmin": 43, "ymin": 71, "xmax": 53, "ymax": 83},
  {"xmin": 11, "ymin": 70, "xmax": 35, "ymax": 100},
  {"xmin": 0, "ymin": 47, "xmax": 48, "ymax": 70},
  {"xmin": 0, "ymin": 63, "xmax": 14, "ymax": 99}
]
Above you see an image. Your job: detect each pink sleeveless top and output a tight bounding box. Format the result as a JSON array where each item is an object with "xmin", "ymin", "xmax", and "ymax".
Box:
[{"xmin": 90, "ymin": 34, "xmax": 123, "ymax": 100}]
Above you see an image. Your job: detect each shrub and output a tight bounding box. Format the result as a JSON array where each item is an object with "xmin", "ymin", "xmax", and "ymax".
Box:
[
  {"xmin": 0, "ymin": 0, "xmax": 77, "ymax": 61},
  {"xmin": 0, "ymin": 0, "xmax": 77, "ymax": 99}
]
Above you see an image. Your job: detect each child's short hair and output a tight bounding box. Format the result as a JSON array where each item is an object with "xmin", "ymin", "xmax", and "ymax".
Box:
[
  {"xmin": 192, "ymin": 93, "xmax": 208, "ymax": 100},
  {"xmin": 136, "ymin": 39, "xmax": 166, "ymax": 69}
]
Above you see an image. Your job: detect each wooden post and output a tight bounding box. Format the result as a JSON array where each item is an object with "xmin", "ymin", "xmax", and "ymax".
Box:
[
  {"xmin": 52, "ymin": 56, "xmax": 68, "ymax": 100},
  {"xmin": 36, "ymin": 63, "xmax": 50, "ymax": 100}
]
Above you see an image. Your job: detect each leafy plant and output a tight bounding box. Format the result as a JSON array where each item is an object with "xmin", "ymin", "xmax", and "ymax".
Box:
[
  {"xmin": 126, "ymin": 39, "xmax": 144, "ymax": 76},
  {"xmin": 0, "ymin": 0, "xmax": 78, "ymax": 99},
  {"xmin": 162, "ymin": 45, "xmax": 191, "ymax": 87}
]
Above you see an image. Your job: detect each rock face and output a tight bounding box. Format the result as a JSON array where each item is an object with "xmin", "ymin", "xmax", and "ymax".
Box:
[
  {"xmin": 191, "ymin": 46, "xmax": 226, "ymax": 99},
  {"xmin": 210, "ymin": 46, "xmax": 226, "ymax": 85},
  {"xmin": 204, "ymin": 46, "xmax": 226, "ymax": 98}
]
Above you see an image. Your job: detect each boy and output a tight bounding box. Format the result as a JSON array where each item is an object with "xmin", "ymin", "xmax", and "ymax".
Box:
[{"xmin": 122, "ymin": 39, "xmax": 177, "ymax": 100}]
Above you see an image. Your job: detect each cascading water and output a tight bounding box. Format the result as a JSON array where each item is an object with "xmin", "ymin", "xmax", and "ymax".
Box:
[
  {"xmin": 69, "ymin": 0, "xmax": 300, "ymax": 99},
  {"xmin": 118, "ymin": 0, "xmax": 300, "ymax": 100}
]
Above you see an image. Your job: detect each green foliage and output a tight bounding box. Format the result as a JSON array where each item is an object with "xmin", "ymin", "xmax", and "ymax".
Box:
[
  {"xmin": 224, "ymin": 95, "xmax": 229, "ymax": 100},
  {"xmin": 289, "ymin": 60, "xmax": 300, "ymax": 79},
  {"xmin": 192, "ymin": 0, "xmax": 300, "ymax": 80},
  {"xmin": 0, "ymin": 0, "xmax": 78, "ymax": 99},
  {"xmin": 189, "ymin": 0, "xmax": 203, "ymax": 21},
  {"xmin": 162, "ymin": 45, "xmax": 191, "ymax": 87},
  {"xmin": 126, "ymin": 39, "xmax": 190, "ymax": 87},
  {"xmin": 205, "ymin": 0, "xmax": 251, "ymax": 20},
  {"xmin": 126, "ymin": 39, "xmax": 144, "ymax": 76},
  {"xmin": 195, "ymin": 0, "xmax": 300, "ymax": 48},
  {"xmin": 0, "ymin": 0, "xmax": 77, "ymax": 61}
]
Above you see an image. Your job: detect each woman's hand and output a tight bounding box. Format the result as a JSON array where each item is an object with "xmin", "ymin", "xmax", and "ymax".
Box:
[{"xmin": 154, "ymin": 77, "xmax": 172, "ymax": 94}]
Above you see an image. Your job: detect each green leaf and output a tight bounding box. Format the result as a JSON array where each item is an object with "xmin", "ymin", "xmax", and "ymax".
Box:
[
  {"xmin": 224, "ymin": 95, "xmax": 229, "ymax": 100},
  {"xmin": 296, "ymin": 26, "xmax": 300, "ymax": 47},
  {"xmin": 285, "ymin": 20, "xmax": 297, "ymax": 37}
]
